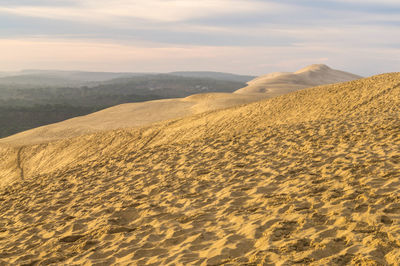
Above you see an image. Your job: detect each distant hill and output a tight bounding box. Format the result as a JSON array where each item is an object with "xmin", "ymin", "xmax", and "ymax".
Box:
[
  {"xmin": 0, "ymin": 74, "xmax": 87, "ymax": 87},
  {"xmin": 98, "ymin": 74, "xmax": 246, "ymax": 98},
  {"xmin": 0, "ymin": 73, "xmax": 248, "ymax": 138},
  {"xmin": 0, "ymin": 71, "xmax": 18, "ymax": 78},
  {"xmin": 169, "ymin": 71, "xmax": 255, "ymax": 82},
  {"xmin": 0, "ymin": 70, "xmax": 254, "ymax": 87},
  {"xmin": 235, "ymin": 64, "xmax": 362, "ymax": 95},
  {"xmin": 0, "ymin": 70, "xmax": 143, "ymax": 87}
]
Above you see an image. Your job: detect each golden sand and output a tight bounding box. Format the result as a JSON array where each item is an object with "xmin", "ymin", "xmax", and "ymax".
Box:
[
  {"xmin": 0, "ymin": 93, "xmax": 267, "ymax": 146},
  {"xmin": 234, "ymin": 64, "xmax": 361, "ymax": 95},
  {"xmin": 0, "ymin": 73, "xmax": 399, "ymax": 265}
]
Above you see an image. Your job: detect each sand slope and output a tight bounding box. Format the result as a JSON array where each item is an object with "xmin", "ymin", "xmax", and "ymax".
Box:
[
  {"xmin": 0, "ymin": 93, "xmax": 267, "ymax": 146},
  {"xmin": 0, "ymin": 73, "xmax": 399, "ymax": 265},
  {"xmin": 234, "ymin": 64, "xmax": 362, "ymax": 95},
  {"xmin": 0, "ymin": 64, "xmax": 360, "ymax": 146}
]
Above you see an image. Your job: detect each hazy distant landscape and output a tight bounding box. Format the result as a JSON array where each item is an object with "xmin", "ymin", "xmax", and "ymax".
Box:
[
  {"xmin": 0, "ymin": 64, "xmax": 363, "ymax": 145},
  {"xmin": 0, "ymin": 71, "xmax": 253, "ymax": 138}
]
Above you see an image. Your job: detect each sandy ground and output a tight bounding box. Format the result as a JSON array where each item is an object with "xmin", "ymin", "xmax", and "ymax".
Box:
[{"xmin": 0, "ymin": 73, "xmax": 399, "ymax": 265}]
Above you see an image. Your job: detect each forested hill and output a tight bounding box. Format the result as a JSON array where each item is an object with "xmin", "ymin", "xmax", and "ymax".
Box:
[{"xmin": 0, "ymin": 73, "xmax": 249, "ymax": 138}]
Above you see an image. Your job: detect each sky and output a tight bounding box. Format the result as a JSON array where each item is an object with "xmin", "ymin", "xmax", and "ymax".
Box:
[{"xmin": 0, "ymin": 0, "xmax": 399, "ymax": 76}]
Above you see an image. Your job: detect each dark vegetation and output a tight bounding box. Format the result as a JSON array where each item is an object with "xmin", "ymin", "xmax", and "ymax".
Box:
[
  {"xmin": 0, "ymin": 72, "xmax": 253, "ymax": 138},
  {"xmin": 0, "ymin": 105, "xmax": 98, "ymax": 138}
]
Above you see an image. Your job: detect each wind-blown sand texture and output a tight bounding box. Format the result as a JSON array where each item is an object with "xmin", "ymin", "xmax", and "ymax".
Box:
[
  {"xmin": 0, "ymin": 73, "xmax": 399, "ymax": 265},
  {"xmin": 0, "ymin": 64, "xmax": 360, "ymax": 146},
  {"xmin": 234, "ymin": 64, "xmax": 362, "ymax": 95}
]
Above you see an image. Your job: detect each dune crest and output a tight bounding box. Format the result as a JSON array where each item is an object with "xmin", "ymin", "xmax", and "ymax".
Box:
[
  {"xmin": 0, "ymin": 73, "xmax": 399, "ymax": 265},
  {"xmin": 0, "ymin": 93, "xmax": 268, "ymax": 146},
  {"xmin": 234, "ymin": 64, "xmax": 361, "ymax": 94},
  {"xmin": 294, "ymin": 63, "xmax": 331, "ymax": 73}
]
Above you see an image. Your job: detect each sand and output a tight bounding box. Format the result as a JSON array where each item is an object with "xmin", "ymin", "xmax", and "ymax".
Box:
[
  {"xmin": 0, "ymin": 93, "xmax": 267, "ymax": 146},
  {"xmin": 0, "ymin": 64, "xmax": 360, "ymax": 146},
  {"xmin": 0, "ymin": 73, "xmax": 399, "ymax": 265},
  {"xmin": 234, "ymin": 64, "xmax": 362, "ymax": 95}
]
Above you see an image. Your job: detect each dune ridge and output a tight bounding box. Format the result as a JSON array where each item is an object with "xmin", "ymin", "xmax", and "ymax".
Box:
[
  {"xmin": 0, "ymin": 64, "xmax": 361, "ymax": 146},
  {"xmin": 0, "ymin": 73, "xmax": 399, "ymax": 265},
  {"xmin": 235, "ymin": 64, "xmax": 362, "ymax": 95},
  {"xmin": 0, "ymin": 93, "xmax": 268, "ymax": 146}
]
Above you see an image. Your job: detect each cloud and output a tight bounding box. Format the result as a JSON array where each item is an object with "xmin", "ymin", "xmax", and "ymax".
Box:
[
  {"xmin": 0, "ymin": 0, "xmax": 398, "ymax": 75},
  {"xmin": 334, "ymin": 0, "xmax": 400, "ymax": 5},
  {"xmin": 0, "ymin": 0, "xmax": 77, "ymax": 6},
  {"xmin": 0, "ymin": 0, "xmax": 283, "ymax": 23}
]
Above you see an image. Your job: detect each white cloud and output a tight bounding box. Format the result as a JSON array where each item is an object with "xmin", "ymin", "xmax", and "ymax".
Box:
[
  {"xmin": 0, "ymin": 0, "xmax": 398, "ymax": 75},
  {"xmin": 334, "ymin": 0, "xmax": 400, "ymax": 5},
  {"xmin": 0, "ymin": 0, "xmax": 283, "ymax": 23}
]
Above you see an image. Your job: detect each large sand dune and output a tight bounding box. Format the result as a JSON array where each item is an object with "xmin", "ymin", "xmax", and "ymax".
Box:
[
  {"xmin": 0, "ymin": 73, "xmax": 399, "ymax": 264},
  {"xmin": 0, "ymin": 64, "xmax": 360, "ymax": 146},
  {"xmin": 0, "ymin": 93, "xmax": 267, "ymax": 146},
  {"xmin": 235, "ymin": 64, "xmax": 362, "ymax": 95}
]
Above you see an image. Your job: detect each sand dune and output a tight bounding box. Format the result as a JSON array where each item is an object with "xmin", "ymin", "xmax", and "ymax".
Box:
[
  {"xmin": 234, "ymin": 64, "xmax": 362, "ymax": 95},
  {"xmin": 0, "ymin": 64, "xmax": 360, "ymax": 146},
  {"xmin": 0, "ymin": 93, "xmax": 267, "ymax": 146},
  {"xmin": 0, "ymin": 73, "xmax": 399, "ymax": 265}
]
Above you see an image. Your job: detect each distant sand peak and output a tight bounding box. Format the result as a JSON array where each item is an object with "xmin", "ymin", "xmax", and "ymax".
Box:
[
  {"xmin": 294, "ymin": 63, "xmax": 331, "ymax": 73},
  {"xmin": 234, "ymin": 64, "xmax": 361, "ymax": 94}
]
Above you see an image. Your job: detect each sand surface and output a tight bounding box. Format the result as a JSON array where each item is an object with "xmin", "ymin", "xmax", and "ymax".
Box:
[
  {"xmin": 234, "ymin": 64, "xmax": 362, "ymax": 95},
  {"xmin": 0, "ymin": 64, "xmax": 360, "ymax": 146},
  {"xmin": 0, "ymin": 93, "xmax": 267, "ymax": 146},
  {"xmin": 0, "ymin": 73, "xmax": 399, "ymax": 265}
]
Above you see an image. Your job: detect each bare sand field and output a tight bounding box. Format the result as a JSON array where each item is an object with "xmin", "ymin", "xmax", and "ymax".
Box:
[{"xmin": 0, "ymin": 73, "xmax": 399, "ymax": 265}]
